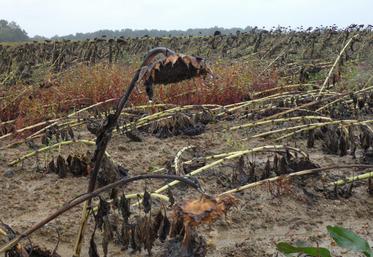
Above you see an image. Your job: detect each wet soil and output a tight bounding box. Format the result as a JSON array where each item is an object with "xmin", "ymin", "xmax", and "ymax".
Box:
[{"xmin": 0, "ymin": 119, "xmax": 372, "ymax": 257}]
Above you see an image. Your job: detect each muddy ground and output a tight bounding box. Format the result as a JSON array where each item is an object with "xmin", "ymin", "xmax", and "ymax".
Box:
[{"xmin": 0, "ymin": 118, "xmax": 372, "ymax": 257}]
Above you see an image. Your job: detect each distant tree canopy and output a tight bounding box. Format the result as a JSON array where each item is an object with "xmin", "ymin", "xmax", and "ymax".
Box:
[
  {"xmin": 51, "ymin": 26, "xmax": 253, "ymax": 40},
  {"xmin": 0, "ymin": 20, "xmax": 29, "ymax": 42}
]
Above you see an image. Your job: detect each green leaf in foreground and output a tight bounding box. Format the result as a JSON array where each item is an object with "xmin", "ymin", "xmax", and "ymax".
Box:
[
  {"xmin": 327, "ymin": 225, "xmax": 373, "ymax": 257},
  {"xmin": 276, "ymin": 242, "xmax": 332, "ymax": 257}
]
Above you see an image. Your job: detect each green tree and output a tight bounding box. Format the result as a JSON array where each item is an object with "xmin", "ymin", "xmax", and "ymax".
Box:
[{"xmin": 0, "ymin": 20, "xmax": 29, "ymax": 42}]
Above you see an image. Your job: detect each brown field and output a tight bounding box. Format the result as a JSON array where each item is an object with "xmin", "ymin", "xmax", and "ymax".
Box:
[{"xmin": 1, "ymin": 27, "xmax": 372, "ymax": 257}]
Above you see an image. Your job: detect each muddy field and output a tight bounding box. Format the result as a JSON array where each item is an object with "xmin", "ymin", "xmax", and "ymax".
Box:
[{"xmin": 1, "ymin": 114, "xmax": 372, "ymax": 256}]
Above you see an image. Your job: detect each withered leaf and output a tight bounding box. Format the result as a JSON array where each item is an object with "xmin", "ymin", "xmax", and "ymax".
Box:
[
  {"xmin": 339, "ymin": 134, "xmax": 348, "ymax": 156},
  {"xmin": 67, "ymin": 125, "xmax": 74, "ymax": 141},
  {"xmin": 109, "ymin": 188, "xmax": 118, "ymax": 208},
  {"xmin": 129, "ymin": 225, "xmax": 138, "ymax": 252},
  {"xmin": 56, "ymin": 155, "xmax": 67, "ymax": 178},
  {"xmin": 120, "ymin": 223, "xmax": 130, "ymax": 250},
  {"xmin": 47, "ymin": 159, "xmax": 57, "ymax": 174},
  {"xmin": 262, "ymin": 158, "xmax": 271, "ymax": 180},
  {"xmin": 89, "ymin": 230, "xmax": 100, "ymax": 257},
  {"xmin": 60, "ymin": 129, "xmax": 68, "ymax": 141},
  {"xmin": 142, "ymin": 216, "xmax": 155, "ymax": 255},
  {"xmin": 158, "ymin": 214, "xmax": 170, "ymax": 242},
  {"xmin": 102, "ymin": 217, "xmax": 112, "ymax": 257},
  {"xmin": 167, "ymin": 188, "xmax": 175, "ymax": 207},
  {"xmin": 169, "ymin": 216, "xmax": 184, "ymax": 238},
  {"xmin": 277, "ymin": 156, "xmax": 288, "ymax": 175},
  {"xmin": 66, "ymin": 155, "xmax": 72, "ymax": 167},
  {"xmin": 96, "ymin": 198, "xmax": 109, "ymax": 230},
  {"xmin": 117, "ymin": 165, "xmax": 128, "ymax": 178},
  {"xmin": 273, "ymin": 154, "xmax": 278, "ymax": 172},
  {"xmin": 152, "ymin": 210, "xmax": 163, "ymax": 240},
  {"xmin": 119, "ymin": 195, "xmax": 131, "ymax": 224},
  {"xmin": 70, "ymin": 156, "xmax": 83, "ymax": 176},
  {"xmin": 143, "ymin": 189, "xmax": 151, "ymax": 214},
  {"xmin": 285, "ymin": 149, "xmax": 292, "ymax": 161},
  {"xmin": 132, "ymin": 222, "xmax": 143, "ymax": 252},
  {"xmin": 307, "ymin": 129, "xmax": 315, "ymax": 148},
  {"xmin": 248, "ymin": 161, "xmax": 256, "ymax": 182}
]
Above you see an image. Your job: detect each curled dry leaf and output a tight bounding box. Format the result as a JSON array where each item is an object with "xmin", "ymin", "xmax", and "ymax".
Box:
[
  {"xmin": 167, "ymin": 189, "xmax": 175, "ymax": 207},
  {"xmin": 159, "ymin": 213, "xmax": 171, "ymax": 243},
  {"xmin": 47, "ymin": 159, "xmax": 57, "ymax": 174},
  {"xmin": 152, "ymin": 210, "xmax": 163, "ymax": 240},
  {"xmin": 119, "ymin": 195, "xmax": 131, "ymax": 224},
  {"xmin": 142, "ymin": 189, "xmax": 152, "ymax": 214},
  {"xmin": 95, "ymin": 198, "xmax": 110, "ymax": 230}
]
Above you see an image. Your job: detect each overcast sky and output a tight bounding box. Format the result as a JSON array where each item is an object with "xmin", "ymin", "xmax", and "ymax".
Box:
[{"xmin": 1, "ymin": 0, "xmax": 372, "ymax": 37}]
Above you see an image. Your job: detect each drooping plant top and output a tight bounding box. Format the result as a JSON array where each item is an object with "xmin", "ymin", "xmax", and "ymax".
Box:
[{"xmin": 137, "ymin": 53, "xmax": 212, "ymax": 101}]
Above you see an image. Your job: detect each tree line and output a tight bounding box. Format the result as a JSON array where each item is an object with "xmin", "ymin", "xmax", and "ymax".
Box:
[
  {"xmin": 50, "ymin": 26, "xmax": 253, "ymax": 40},
  {"xmin": 0, "ymin": 20, "xmax": 29, "ymax": 42},
  {"xmin": 0, "ymin": 19, "xmax": 253, "ymax": 42}
]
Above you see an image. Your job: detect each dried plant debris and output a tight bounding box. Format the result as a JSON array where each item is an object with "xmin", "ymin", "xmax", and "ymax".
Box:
[
  {"xmin": 158, "ymin": 212, "xmax": 171, "ymax": 243},
  {"xmin": 96, "ymin": 156, "xmax": 122, "ymax": 188},
  {"xmin": 230, "ymin": 156, "xmax": 250, "ymax": 187},
  {"xmin": 89, "ymin": 229, "xmax": 100, "ymax": 257},
  {"xmin": 124, "ymin": 130, "xmax": 142, "ymax": 142},
  {"xmin": 41, "ymin": 125, "xmax": 75, "ymax": 146},
  {"xmin": 161, "ymin": 232, "xmax": 207, "ymax": 257},
  {"xmin": 150, "ymin": 112, "xmax": 207, "ymax": 138},
  {"xmin": 85, "ymin": 193, "xmax": 236, "ymax": 256},
  {"xmin": 319, "ymin": 125, "xmax": 373, "ymax": 161},
  {"xmin": 89, "ymin": 194, "xmax": 170, "ymax": 256},
  {"xmin": 47, "ymin": 154, "xmax": 90, "ymax": 178},
  {"xmin": 171, "ymin": 194, "xmax": 237, "ymax": 255},
  {"xmin": 46, "ymin": 151, "xmax": 126, "ymax": 182},
  {"xmin": 307, "ymin": 129, "xmax": 315, "ymax": 148},
  {"xmin": 368, "ymin": 177, "xmax": 373, "ymax": 195},
  {"xmin": 142, "ymin": 189, "xmax": 152, "ymax": 214},
  {"xmin": 218, "ymin": 152, "xmax": 319, "ymax": 188},
  {"xmin": 86, "ymin": 119, "xmax": 103, "ymax": 136},
  {"xmin": 183, "ymin": 159, "xmax": 206, "ymax": 175},
  {"xmin": 172, "ymin": 194, "xmax": 237, "ymax": 227},
  {"xmin": 55, "ymin": 155, "xmax": 68, "ymax": 178},
  {"xmin": 325, "ymin": 183, "xmax": 355, "ymax": 199},
  {"xmin": 1, "ymin": 222, "xmax": 61, "ymax": 257},
  {"xmin": 118, "ymin": 195, "xmax": 131, "ymax": 224},
  {"xmin": 193, "ymin": 109, "xmax": 214, "ymax": 125}
]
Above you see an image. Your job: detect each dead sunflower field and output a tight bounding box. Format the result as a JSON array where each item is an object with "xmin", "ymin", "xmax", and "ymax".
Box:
[{"xmin": 0, "ymin": 25, "xmax": 373, "ymax": 257}]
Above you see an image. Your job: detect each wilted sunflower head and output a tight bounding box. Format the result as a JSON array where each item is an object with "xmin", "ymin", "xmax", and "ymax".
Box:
[{"xmin": 171, "ymin": 194, "xmax": 238, "ymax": 227}]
